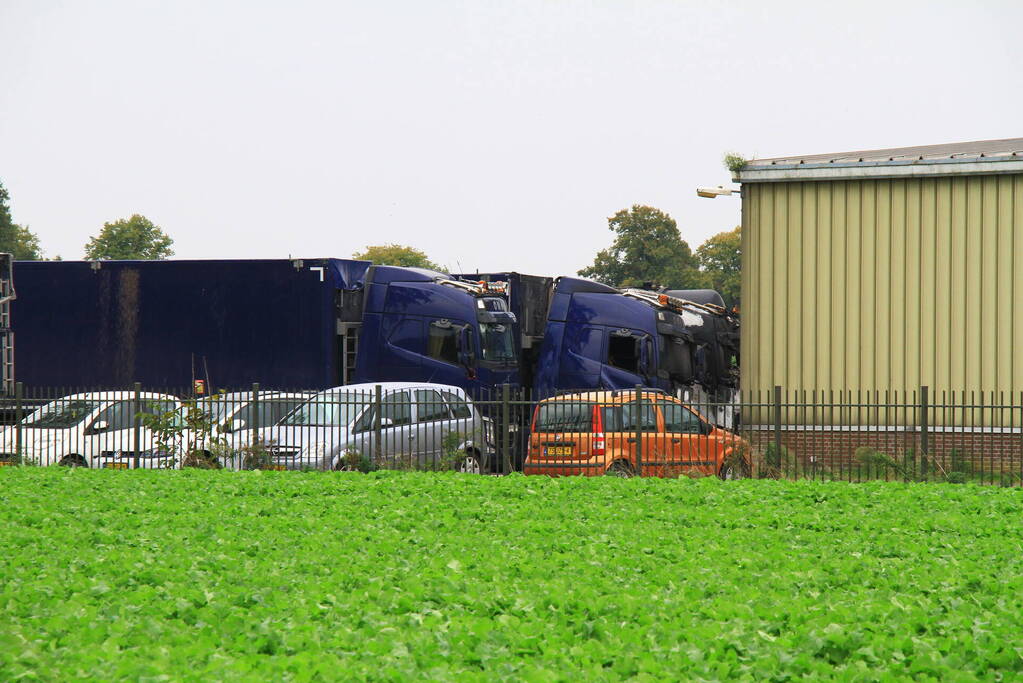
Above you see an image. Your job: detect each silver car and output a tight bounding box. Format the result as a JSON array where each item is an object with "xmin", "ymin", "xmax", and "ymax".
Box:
[{"xmin": 255, "ymin": 382, "xmax": 493, "ymax": 472}]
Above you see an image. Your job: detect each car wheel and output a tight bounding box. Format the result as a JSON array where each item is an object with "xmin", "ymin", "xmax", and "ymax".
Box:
[
  {"xmin": 458, "ymin": 451, "xmax": 483, "ymax": 474},
  {"xmin": 606, "ymin": 460, "xmax": 635, "ymax": 478},
  {"xmin": 59, "ymin": 454, "xmax": 88, "ymax": 468},
  {"xmin": 719, "ymin": 460, "xmax": 748, "ymax": 480}
]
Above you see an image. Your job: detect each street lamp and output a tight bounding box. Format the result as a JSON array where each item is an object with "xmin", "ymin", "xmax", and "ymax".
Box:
[{"xmin": 696, "ymin": 186, "xmax": 740, "ymax": 199}]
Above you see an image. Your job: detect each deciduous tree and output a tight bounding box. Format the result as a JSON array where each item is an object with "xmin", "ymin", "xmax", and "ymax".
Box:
[
  {"xmin": 353, "ymin": 244, "xmax": 441, "ymax": 270},
  {"xmin": 0, "ymin": 181, "xmax": 43, "ymax": 259},
  {"xmin": 696, "ymin": 226, "xmax": 741, "ymax": 309},
  {"xmin": 578, "ymin": 205, "xmax": 702, "ymax": 289},
  {"xmin": 84, "ymin": 214, "xmax": 174, "ymax": 260}
]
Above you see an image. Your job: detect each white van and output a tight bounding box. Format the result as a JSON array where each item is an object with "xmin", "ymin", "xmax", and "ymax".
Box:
[{"xmin": 0, "ymin": 391, "xmax": 181, "ymax": 468}]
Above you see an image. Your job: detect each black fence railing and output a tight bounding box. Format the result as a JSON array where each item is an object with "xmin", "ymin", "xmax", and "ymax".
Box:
[{"xmin": 0, "ymin": 383, "xmax": 1020, "ymax": 485}]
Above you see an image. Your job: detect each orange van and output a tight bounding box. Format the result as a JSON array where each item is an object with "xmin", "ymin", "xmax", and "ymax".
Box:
[{"xmin": 523, "ymin": 389, "xmax": 749, "ymax": 478}]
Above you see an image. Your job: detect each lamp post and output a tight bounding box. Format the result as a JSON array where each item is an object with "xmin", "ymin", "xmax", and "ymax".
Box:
[{"xmin": 696, "ymin": 186, "xmax": 740, "ymax": 198}]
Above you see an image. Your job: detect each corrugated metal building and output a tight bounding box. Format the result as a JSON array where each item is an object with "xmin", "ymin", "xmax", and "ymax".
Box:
[{"xmin": 737, "ymin": 137, "xmax": 1023, "ymax": 424}]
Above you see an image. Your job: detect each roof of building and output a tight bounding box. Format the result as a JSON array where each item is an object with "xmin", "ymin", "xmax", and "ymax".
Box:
[{"xmin": 737, "ymin": 137, "xmax": 1023, "ymax": 183}]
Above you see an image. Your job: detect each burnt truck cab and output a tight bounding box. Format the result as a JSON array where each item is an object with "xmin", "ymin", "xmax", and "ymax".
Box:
[{"xmin": 532, "ymin": 277, "xmax": 740, "ymax": 426}]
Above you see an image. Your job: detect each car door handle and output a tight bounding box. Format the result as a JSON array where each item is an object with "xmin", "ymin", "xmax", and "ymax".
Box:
[
  {"xmin": 408, "ymin": 433, "xmax": 416, "ymax": 440},
  {"xmin": 672, "ymin": 438, "xmax": 681, "ymax": 443},
  {"xmin": 627, "ymin": 437, "xmax": 637, "ymax": 443}
]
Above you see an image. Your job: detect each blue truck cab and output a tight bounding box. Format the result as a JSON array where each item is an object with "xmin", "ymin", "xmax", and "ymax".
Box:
[
  {"xmin": 352, "ymin": 266, "xmax": 518, "ymax": 396},
  {"xmin": 531, "ymin": 277, "xmax": 694, "ymax": 398}
]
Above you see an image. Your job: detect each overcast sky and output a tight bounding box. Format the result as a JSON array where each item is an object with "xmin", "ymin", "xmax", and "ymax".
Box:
[{"xmin": 1, "ymin": 0, "xmax": 1020, "ymax": 275}]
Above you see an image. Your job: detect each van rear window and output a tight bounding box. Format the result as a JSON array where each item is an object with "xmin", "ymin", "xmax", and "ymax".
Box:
[{"xmin": 534, "ymin": 402, "xmax": 593, "ymax": 432}]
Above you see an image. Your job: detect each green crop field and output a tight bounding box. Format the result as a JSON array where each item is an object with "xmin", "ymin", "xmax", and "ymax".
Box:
[{"xmin": 1, "ymin": 470, "xmax": 1021, "ymax": 681}]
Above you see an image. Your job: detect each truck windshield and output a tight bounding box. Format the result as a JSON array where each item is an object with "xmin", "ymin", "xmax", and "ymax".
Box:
[
  {"xmin": 479, "ymin": 323, "xmax": 516, "ymax": 364},
  {"xmin": 23, "ymin": 400, "xmax": 101, "ymax": 428},
  {"xmin": 282, "ymin": 392, "xmax": 368, "ymax": 427}
]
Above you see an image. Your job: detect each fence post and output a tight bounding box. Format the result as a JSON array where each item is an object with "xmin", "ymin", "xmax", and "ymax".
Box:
[
  {"xmin": 634, "ymin": 384, "xmax": 643, "ymax": 476},
  {"xmin": 501, "ymin": 383, "xmax": 512, "ymax": 475},
  {"xmin": 133, "ymin": 381, "xmax": 142, "ymax": 469},
  {"xmin": 773, "ymin": 385, "xmax": 782, "ymax": 476},
  {"xmin": 15, "ymin": 381, "xmax": 23, "ymax": 464},
  {"xmin": 251, "ymin": 383, "xmax": 261, "ymax": 455},
  {"xmin": 919, "ymin": 385, "xmax": 929, "ymax": 475},
  {"xmin": 374, "ymin": 384, "xmax": 382, "ymax": 466}
]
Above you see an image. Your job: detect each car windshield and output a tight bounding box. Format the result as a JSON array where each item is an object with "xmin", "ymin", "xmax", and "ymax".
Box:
[
  {"xmin": 196, "ymin": 398, "xmax": 235, "ymax": 424},
  {"xmin": 23, "ymin": 400, "xmax": 101, "ymax": 428},
  {"xmin": 282, "ymin": 392, "xmax": 369, "ymax": 427},
  {"xmin": 480, "ymin": 322, "xmax": 516, "ymax": 363}
]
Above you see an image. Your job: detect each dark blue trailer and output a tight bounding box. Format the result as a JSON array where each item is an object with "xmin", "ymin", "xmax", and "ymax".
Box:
[{"xmin": 12, "ymin": 259, "xmax": 519, "ymax": 393}]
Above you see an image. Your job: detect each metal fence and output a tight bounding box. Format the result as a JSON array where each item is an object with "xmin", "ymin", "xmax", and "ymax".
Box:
[{"xmin": 0, "ymin": 382, "xmax": 1020, "ymax": 485}]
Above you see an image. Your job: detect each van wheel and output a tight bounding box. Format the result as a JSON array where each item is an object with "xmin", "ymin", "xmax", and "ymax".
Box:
[
  {"xmin": 59, "ymin": 454, "xmax": 88, "ymax": 468},
  {"xmin": 606, "ymin": 460, "xmax": 635, "ymax": 478},
  {"xmin": 458, "ymin": 450, "xmax": 483, "ymax": 474}
]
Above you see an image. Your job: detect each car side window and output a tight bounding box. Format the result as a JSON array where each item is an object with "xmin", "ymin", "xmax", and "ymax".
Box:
[
  {"xmin": 658, "ymin": 400, "xmax": 703, "ymax": 434},
  {"xmin": 355, "ymin": 391, "xmax": 413, "ymax": 432},
  {"xmin": 93, "ymin": 401, "xmax": 134, "ymax": 430},
  {"xmin": 415, "ymin": 389, "xmax": 451, "ymax": 422},
  {"xmin": 269, "ymin": 399, "xmax": 305, "ymax": 425},
  {"xmin": 603, "ymin": 403, "xmax": 658, "ymax": 432},
  {"xmin": 441, "ymin": 390, "xmax": 472, "ymax": 419}
]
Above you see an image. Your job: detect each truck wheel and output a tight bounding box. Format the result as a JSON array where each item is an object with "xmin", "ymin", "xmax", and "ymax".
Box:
[
  {"xmin": 59, "ymin": 454, "xmax": 88, "ymax": 468},
  {"xmin": 606, "ymin": 460, "xmax": 635, "ymax": 478}
]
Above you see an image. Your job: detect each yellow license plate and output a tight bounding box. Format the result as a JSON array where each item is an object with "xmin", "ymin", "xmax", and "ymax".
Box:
[
  {"xmin": 544, "ymin": 446, "xmax": 572, "ymax": 456},
  {"xmin": 104, "ymin": 462, "xmax": 129, "ymax": 470},
  {"xmin": 265, "ymin": 465, "xmax": 287, "ymax": 471},
  {"xmin": 0, "ymin": 461, "xmax": 16, "ymax": 467}
]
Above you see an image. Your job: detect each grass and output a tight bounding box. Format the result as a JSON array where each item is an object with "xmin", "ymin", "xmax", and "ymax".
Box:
[{"xmin": 1, "ymin": 469, "xmax": 1022, "ymax": 680}]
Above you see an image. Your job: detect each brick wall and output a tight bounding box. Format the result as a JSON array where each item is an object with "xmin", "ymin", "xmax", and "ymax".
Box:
[{"xmin": 744, "ymin": 427, "xmax": 1023, "ymax": 483}]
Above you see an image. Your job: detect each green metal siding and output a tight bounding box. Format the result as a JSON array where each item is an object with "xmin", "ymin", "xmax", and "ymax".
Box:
[{"xmin": 741, "ymin": 175, "xmax": 1023, "ymax": 424}]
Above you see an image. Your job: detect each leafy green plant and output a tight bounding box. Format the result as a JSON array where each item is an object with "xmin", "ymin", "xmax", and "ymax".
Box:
[
  {"xmin": 141, "ymin": 397, "xmax": 230, "ymax": 468},
  {"xmin": 2, "ymin": 470, "xmax": 1023, "ymax": 680},
  {"xmin": 336, "ymin": 447, "xmax": 376, "ymax": 473}
]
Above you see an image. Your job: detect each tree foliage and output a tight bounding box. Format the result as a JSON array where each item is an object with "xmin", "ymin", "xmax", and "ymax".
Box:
[
  {"xmin": 578, "ymin": 205, "xmax": 701, "ymax": 289},
  {"xmin": 352, "ymin": 244, "xmax": 441, "ymax": 271},
  {"xmin": 84, "ymin": 214, "xmax": 174, "ymax": 260},
  {"xmin": 696, "ymin": 226, "xmax": 741, "ymax": 309},
  {"xmin": 0, "ymin": 181, "xmax": 43, "ymax": 259}
]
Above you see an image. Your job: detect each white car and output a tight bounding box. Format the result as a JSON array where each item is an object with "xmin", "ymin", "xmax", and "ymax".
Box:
[
  {"xmin": 255, "ymin": 382, "xmax": 493, "ymax": 472},
  {"xmin": 183, "ymin": 391, "xmax": 312, "ymax": 468},
  {"xmin": 0, "ymin": 391, "xmax": 181, "ymax": 468}
]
